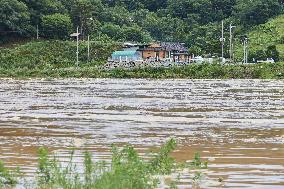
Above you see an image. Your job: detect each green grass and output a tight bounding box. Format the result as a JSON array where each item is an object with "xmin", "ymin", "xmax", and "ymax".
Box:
[
  {"xmin": 0, "ymin": 40, "xmax": 118, "ymax": 68},
  {"xmin": 0, "ymin": 139, "xmax": 208, "ymax": 189}
]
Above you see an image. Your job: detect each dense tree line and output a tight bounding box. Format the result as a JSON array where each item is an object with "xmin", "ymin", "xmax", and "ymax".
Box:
[{"xmin": 0, "ymin": 0, "xmax": 283, "ymax": 55}]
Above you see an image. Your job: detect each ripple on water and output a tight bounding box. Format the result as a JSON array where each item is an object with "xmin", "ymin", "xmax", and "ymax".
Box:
[{"xmin": 0, "ymin": 79, "xmax": 283, "ymax": 188}]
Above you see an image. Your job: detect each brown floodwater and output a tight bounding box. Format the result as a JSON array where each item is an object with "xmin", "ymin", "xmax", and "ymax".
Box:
[{"xmin": 0, "ymin": 79, "xmax": 283, "ymax": 188}]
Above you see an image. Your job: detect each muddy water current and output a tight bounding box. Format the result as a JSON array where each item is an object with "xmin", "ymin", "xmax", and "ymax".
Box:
[{"xmin": 0, "ymin": 79, "xmax": 283, "ymax": 188}]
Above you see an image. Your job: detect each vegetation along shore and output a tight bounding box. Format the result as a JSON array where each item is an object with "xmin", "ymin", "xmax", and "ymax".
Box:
[
  {"xmin": 1, "ymin": 0, "xmax": 284, "ymax": 79},
  {"xmin": 0, "ymin": 41, "xmax": 283, "ymax": 79}
]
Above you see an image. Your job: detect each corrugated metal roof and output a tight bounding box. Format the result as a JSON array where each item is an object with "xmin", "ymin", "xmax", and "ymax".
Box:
[{"xmin": 112, "ymin": 51, "xmax": 137, "ymax": 57}]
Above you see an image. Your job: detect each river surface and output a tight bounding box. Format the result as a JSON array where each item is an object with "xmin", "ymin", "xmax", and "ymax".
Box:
[{"xmin": 0, "ymin": 79, "xmax": 283, "ymax": 189}]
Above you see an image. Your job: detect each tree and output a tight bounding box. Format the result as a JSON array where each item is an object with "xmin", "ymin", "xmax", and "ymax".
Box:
[
  {"xmin": 142, "ymin": 13, "xmax": 188, "ymax": 42},
  {"xmin": 122, "ymin": 25, "xmax": 152, "ymax": 42},
  {"xmin": 167, "ymin": 0, "xmax": 216, "ymax": 24},
  {"xmin": 266, "ymin": 45, "xmax": 279, "ymax": 62},
  {"xmin": 20, "ymin": 0, "xmax": 66, "ymax": 25},
  {"xmin": 41, "ymin": 13, "xmax": 72, "ymax": 39},
  {"xmin": 100, "ymin": 6, "xmax": 133, "ymax": 26},
  {"xmin": 101, "ymin": 23, "xmax": 123, "ymax": 40},
  {"xmin": 234, "ymin": 0, "xmax": 282, "ymax": 26},
  {"xmin": 114, "ymin": 0, "xmax": 144, "ymax": 11},
  {"xmin": 211, "ymin": 0, "xmax": 236, "ymax": 19},
  {"xmin": 71, "ymin": 0, "xmax": 103, "ymax": 38},
  {"xmin": 255, "ymin": 50, "xmax": 267, "ymax": 61},
  {"xmin": 141, "ymin": 0, "xmax": 167, "ymax": 11},
  {"xmin": 0, "ymin": 0, "xmax": 30, "ymax": 35}
]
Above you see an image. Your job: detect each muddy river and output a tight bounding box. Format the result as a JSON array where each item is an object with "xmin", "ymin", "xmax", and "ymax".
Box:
[{"xmin": 0, "ymin": 79, "xmax": 283, "ymax": 188}]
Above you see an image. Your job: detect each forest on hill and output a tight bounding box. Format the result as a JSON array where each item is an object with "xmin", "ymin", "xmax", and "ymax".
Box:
[{"xmin": 0, "ymin": 0, "xmax": 283, "ymax": 57}]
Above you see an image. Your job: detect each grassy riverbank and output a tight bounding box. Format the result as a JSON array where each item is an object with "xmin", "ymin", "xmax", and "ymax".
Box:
[
  {"xmin": 0, "ymin": 41, "xmax": 283, "ymax": 79},
  {"xmin": 0, "ymin": 139, "xmax": 208, "ymax": 189},
  {"xmin": 0, "ymin": 62, "xmax": 283, "ymax": 79}
]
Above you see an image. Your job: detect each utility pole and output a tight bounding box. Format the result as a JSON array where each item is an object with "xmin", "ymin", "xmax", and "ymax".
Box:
[
  {"xmin": 87, "ymin": 35, "xmax": 90, "ymax": 62},
  {"xmin": 243, "ymin": 37, "xmax": 248, "ymax": 64},
  {"xmin": 76, "ymin": 26, "xmax": 79, "ymax": 66},
  {"xmin": 246, "ymin": 38, "xmax": 248, "ymax": 63},
  {"xmin": 229, "ymin": 23, "xmax": 236, "ymax": 63},
  {"xmin": 220, "ymin": 20, "xmax": 225, "ymax": 63},
  {"xmin": 87, "ymin": 17, "xmax": 93, "ymax": 62},
  {"xmin": 243, "ymin": 40, "xmax": 246, "ymax": 64},
  {"xmin": 36, "ymin": 25, "xmax": 39, "ymax": 40},
  {"xmin": 222, "ymin": 20, "xmax": 224, "ymax": 59},
  {"xmin": 70, "ymin": 27, "xmax": 81, "ymax": 66}
]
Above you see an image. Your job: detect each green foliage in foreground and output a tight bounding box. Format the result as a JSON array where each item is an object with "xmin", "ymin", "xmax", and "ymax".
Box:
[
  {"xmin": 0, "ymin": 161, "xmax": 18, "ymax": 188},
  {"xmin": 0, "ymin": 139, "xmax": 208, "ymax": 189}
]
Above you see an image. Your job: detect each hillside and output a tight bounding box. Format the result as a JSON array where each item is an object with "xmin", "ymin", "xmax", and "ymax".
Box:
[
  {"xmin": 235, "ymin": 14, "xmax": 284, "ymax": 61},
  {"xmin": 1, "ymin": 0, "xmax": 283, "ymax": 55}
]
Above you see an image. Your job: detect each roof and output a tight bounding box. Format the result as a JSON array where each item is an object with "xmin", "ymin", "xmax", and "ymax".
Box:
[
  {"xmin": 172, "ymin": 52, "xmax": 190, "ymax": 55},
  {"xmin": 149, "ymin": 43, "xmax": 161, "ymax": 48},
  {"xmin": 112, "ymin": 51, "xmax": 138, "ymax": 57},
  {"xmin": 160, "ymin": 42, "xmax": 188, "ymax": 52},
  {"xmin": 139, "ymin": 42, "xmax": 189, "ymax": 52}
]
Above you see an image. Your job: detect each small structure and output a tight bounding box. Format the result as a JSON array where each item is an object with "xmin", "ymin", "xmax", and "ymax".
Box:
[
  {"xmin": 138, "ymin": 42, "xmax": 190, "ymax": 62},
  {"xmin": 111, "ymin": 50, "xmax": 142, "ymax": 62}
]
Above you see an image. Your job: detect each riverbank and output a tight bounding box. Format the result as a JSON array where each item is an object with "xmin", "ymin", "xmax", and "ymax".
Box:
[
  {"xmin": 0, "ymin": 62, "xmax": 283, "ymax": 79},
  {"xmin": 0, "ymin": 41, "xmax": 283, "ymax": 79}
]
